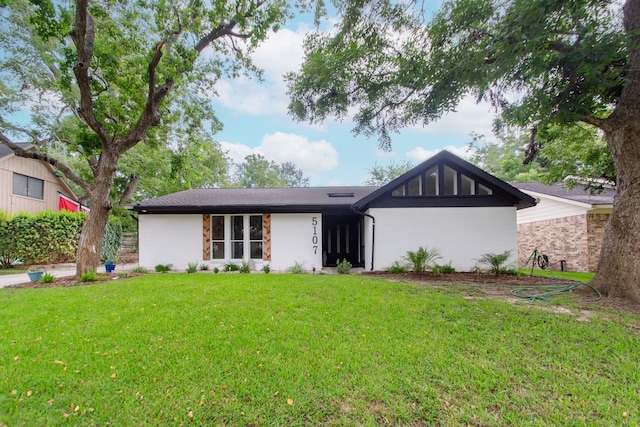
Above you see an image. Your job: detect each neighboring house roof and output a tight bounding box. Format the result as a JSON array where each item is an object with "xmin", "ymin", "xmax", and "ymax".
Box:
[
  {"xmin": 513, "ymin": 182, "xmax": 615, "ymax": 207},
  {"xmin": 132, "ymin": 150, "xmax": 536, "ymax": 214},
  {"xmin": 0, "ymin": 143, "xmax": 33, "ymax": 160}
]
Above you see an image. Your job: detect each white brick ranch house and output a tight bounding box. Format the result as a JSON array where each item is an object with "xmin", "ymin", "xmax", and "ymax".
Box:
[{"xmin": 131, "ymin": 151, "xmax": 536, "ymax": 272}]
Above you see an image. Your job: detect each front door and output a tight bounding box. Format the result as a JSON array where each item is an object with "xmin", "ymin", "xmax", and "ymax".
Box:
[{"xmin": 322, "ymin": 215, "xmax": 363, "ymax": 267}]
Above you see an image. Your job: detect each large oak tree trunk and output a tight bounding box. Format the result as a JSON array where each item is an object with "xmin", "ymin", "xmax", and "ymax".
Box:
[
  {"xmin": 592, "ymin": 125, "xmax": 640, "ymax": 302},
  {"xmin": 590, "ymin": 0, "xmax": 640, "ymax": 302},
  {"xmin": 75, "ymin": 152, "xmax": 118, "ymax": 277}
]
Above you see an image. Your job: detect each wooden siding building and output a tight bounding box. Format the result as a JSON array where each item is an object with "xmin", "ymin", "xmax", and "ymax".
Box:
[{"xmin": 0, "ymin": 143, "xmax": 79, "ymax": 215}]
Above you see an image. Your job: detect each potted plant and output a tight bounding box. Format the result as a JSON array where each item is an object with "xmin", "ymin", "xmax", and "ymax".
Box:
[
  {"xmin": 27, "ymin": 267, "xmax": 45, "ymax": 282},
  {"xmin": 105, "ymin": 259, "xmax": 116, "ymax": 273}
]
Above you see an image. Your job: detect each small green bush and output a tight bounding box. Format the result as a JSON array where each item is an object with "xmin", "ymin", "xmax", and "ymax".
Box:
[
  {"xmin": 239, "ymin": 261, "xmax": 251, "ymax": 273},
  {"xmin": 155, "ymin": 264, "xmax": 172, "ymax": 273},
  {"xmin": 432, "ymin": 262, "xmax": 456, "ymax": 275},
  {"xmin": 41, "ymin": 272, "xmax": 56, "ymax": 283},
  {"xmin": 262, "ymin": 264, "xmax": 271, "ymax": 274},
  {"xmin": 478, "ymin": 250, "xmax": 513, "ymax": 275},
  {"xmin": 117, "ymin": 272, "xmax": 129, "ymax": 279},
  {"xmin": 131, "ymin": 266, "xmax": 148, "ymax": 274},
  {"xmin": 404, "ymin": 247, "xmax": 442, "ymax": 273},
  {"xmin": 336, "ymin": 258, "xmax": 352, "ymax": 274},
  {"xmin": 186, "ymin": 262, "xmax": 198, "ymax": 273},
  {"xmin": 223, "ymin": 263, "xmax": 239, "ymax": 272},
  {"xmin": 199, "ymin": 264, "xmax": 209, "ymax": 271},
  {"xmin": 288, "ymin": 262, "xmax": 306, "ymax": 274},
  {"xmin": 386, "ymin": 261, "xmax": 408, "ymax": 274},
  {"xmin": 81, "ymin": 271, "xmax": 97, "ymax": 282},
  {"xmin": 213, "ymin": 267, "xmax": 220, "ymax": 274}
]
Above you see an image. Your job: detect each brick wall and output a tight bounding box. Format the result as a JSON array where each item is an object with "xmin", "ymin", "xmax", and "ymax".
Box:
[
  {"xmin": 517, "ymin": 215, "xmax": 590, "ymax": 272},
  {"xmin": 587, "ymin": 213, "xmax": 609, "ymax": 272}
]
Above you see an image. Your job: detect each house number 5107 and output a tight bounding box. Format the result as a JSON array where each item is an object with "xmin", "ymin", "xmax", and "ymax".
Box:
[{"xmin": 312, "ymin": 216, "xmax": 318, "ymax": 254}]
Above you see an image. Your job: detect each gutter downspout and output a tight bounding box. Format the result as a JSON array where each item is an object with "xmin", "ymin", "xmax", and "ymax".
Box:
[{"xmin": 351, "ymin": 205, "xmax": 375, "ymax": 271}]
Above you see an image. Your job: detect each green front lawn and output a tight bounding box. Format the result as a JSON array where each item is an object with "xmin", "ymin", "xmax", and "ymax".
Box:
[
  {"xmin": 1, "ymin": 274, "xmax": 638, "ymax": 426},
  {"xmin": 525, "ymin": 269, "xmax": 596, "ymax": 283}
]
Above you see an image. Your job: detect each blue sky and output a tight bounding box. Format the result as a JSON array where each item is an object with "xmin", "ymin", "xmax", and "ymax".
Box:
[{"xmin": 210, "ymin": 12, "xmax": 499, "ymax": 187}]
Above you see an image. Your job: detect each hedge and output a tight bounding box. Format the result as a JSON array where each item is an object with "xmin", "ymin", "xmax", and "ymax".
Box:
[{"xmin": 0, "ymin": 210, "xmax": 123, "ymax": 268}]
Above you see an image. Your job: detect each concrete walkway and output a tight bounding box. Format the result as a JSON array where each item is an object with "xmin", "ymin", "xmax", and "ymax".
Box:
[{"xmin": 0, "ymin": 262, "xmax": 139, "ymax": 288}]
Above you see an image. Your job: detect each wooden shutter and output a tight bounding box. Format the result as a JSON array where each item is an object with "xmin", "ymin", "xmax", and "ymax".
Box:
[
  {"xmin": 202, "ymin": 214, "xmax": 211, "ymax": 260},
  {"xmin": 263, "ymin": 214, "xmax": 271, "ymax": 261}
]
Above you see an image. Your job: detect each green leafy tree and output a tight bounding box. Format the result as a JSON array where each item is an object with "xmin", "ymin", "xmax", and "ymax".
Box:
[
  {"xmin": 0, "ymin": 0, "xmax": 291, "ymax": 276},
  {"xmin": 469, "ymin": 132, "xmax": 543, "ymax": 183},
  {"xmin": 288, "ymin": 0, "xmax": 640, "ymax": 301},
  {"xmin": 363, "ymin": 160, "xmax": 414, "ymax": 186},
  {"xmin": 232, "ymin": 154, "xmax": 309, "ymax": 188}
]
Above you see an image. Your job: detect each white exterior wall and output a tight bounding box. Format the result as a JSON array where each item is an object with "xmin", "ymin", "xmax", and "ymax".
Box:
[
  {"xmin": 139, "ymin": 214, "xmax": 202, "ymax": 270},
  {"xmin": 270, "ymin": 213, "xmax": 323, "ymax": 272},
  {"xmin": 367, "ymin": 207, "xmax": 518, "ymax": 272},
  {"xmin": 517, "ymin": 192, "xmax": 589, "ymax": 224}
]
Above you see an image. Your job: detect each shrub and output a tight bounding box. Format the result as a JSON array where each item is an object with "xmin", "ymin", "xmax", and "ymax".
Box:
[
  {"xmin": 41, "ymin": 272, "xmax": 56, "ymax": 283},
  {"xmin": 404, "ymin": 247, "xmax": 442, "ymax": 273},
  {"xmin": 100, "ymin": 218, "xmax": 123, "ymax": 263},
  {"xmin": 131, "ymin": 266, "xmax": 148, "ymax": 274},
  {"xmin": 239, "ymin": 261, "xmax": 251, "ymax": 273},
  {"xmin": 155, "ymin": 264, "xmax": 172, "ymax": 273},
  {"xmin": 336, "ymin": 258, "xmax": 352, "ymax": 274},
  {"xmin": 0, "ymin": 210, "xmax": 85, "ymax": 267},
  {"xmin": 81, "ymin": 271, "xmax": 98, "ymax": 282},
  {"xmin": 386, "ymin": 261, "xmax": 408, "ymax": 274},
  {"xmin": 117, "ymin": 272, "xmax": 129, "ymax": 279},
  {"xmin": 477, "ymin": 250, "xmax": 513, "ymax": 275},
  {"xmin": 262, "ymin": 264, "xmax": 271, "ymax": 274},
  {"xmin": 288, "ymin": 262, "xmax": 306, "ymax": 274},
  {"xmin": 213, "ymin": 267, "xmax": 220, "ymax": 274},
  {"xmin": 186, "ymin": 262, "xmax": 198, "ymax": 273},
  {"xmin": 432, "ymin": 262, "xmax": 456, "ymax": 275},
  {"xmin": 199, "ymin": 264, "xmax": 209, "ymax": 271},
  {"xmin": 223, "ymin": 263, "xmax": 239, "ymax": 272}
]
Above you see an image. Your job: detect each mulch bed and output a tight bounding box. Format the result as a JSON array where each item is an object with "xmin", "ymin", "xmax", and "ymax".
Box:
[{"xmin": 363, "ymin": 271, "xmax": 640, "ymax": 315}]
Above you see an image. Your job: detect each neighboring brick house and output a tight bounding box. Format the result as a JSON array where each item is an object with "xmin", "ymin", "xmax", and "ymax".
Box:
[
  {"xmin": 513, "ymin": 182, "xmax": 615, "ymax": 272},
  {"xmin": 0, "ymin": 143, "xmax": 82, "ymax": 215}
]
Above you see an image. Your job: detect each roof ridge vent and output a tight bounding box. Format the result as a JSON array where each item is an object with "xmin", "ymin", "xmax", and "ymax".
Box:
[{"xmin": 327, "ymin": 192, "xmax": 354, "ymax": 197}]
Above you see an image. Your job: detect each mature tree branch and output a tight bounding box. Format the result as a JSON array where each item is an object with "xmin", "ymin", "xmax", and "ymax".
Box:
[
  {"xmin": 0, "ymin": 132, "xmax": 92, "ymax": 194},
  {"xmin": 117, "ymin": 174, "xmax": 139, "ymax": 206},
  {"xmin": 70, "ymin": 0, "xmax": 110, "ymax": 146}
]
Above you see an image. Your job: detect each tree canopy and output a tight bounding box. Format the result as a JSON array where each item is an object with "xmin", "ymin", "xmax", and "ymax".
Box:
[
  {"xmin": 0, "ymin": 0, "xmax": 297, "ymax": 275},
  {"xmin": 288, "ymin": 0, "xmax": 640, "ymax": 301}
]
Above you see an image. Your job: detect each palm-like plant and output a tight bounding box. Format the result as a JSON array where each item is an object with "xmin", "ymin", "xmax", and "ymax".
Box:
[
  {"xmin": 404, "ymin": 247, "xmax": 442, "ymax": 273},
  {"xmin": 477, "ymin": 250, "xmax": 513, "ymax": 275}
]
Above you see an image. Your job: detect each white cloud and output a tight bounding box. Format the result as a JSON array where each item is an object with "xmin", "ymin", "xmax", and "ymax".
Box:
[
  {"xmin": 374, "ymin": 148, "xmax": 396, "ymax": 159},
  {"xmin": 406, "ymin": 145, "xmax": 474, "ymax": 163},
  {"xmin": 213, "ymin": 27, "xmax": 308, "ymax": 116},
  {"xmin": 412, "ymin": 95, "xmax": 497, "ymax": 141},
  {"xmin": 220, "ymin": 132, "xmax": 339, "ymax": 175}
]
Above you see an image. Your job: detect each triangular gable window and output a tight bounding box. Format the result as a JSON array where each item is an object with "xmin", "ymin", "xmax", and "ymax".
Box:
[{"xmin": 391, "ymin": 164, "xmax": 492, "ymax": 197}]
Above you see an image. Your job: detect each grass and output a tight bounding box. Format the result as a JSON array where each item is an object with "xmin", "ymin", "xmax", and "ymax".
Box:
[
  {"xmin": 1, "ymin": 274, "xmax": 638, "ymax": 426},
  {"xmin": 525, "ymin": 269, "xmax": 596, "ymax": 283},
  {"xmin": 0, "ymin": 267, "xmax": 27, "ymax": 276}
]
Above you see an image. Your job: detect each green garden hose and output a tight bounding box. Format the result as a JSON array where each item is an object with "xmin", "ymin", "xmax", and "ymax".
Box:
[{"xmin": 512, "ymin": 282, "xmax": 602, "ymax": 304}]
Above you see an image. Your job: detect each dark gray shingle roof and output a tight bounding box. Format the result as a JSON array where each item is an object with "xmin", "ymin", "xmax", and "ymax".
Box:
[
  {"xmin": 133, "ymin": 186, "xmax": 379, "ymax": 213},
  {"xmin": 0, "ymin": 143, "xmax": 33, "ymax": 159},
  {"xmin": 513, "ymin": 182, "xmax": 615, "ymax": 205}
]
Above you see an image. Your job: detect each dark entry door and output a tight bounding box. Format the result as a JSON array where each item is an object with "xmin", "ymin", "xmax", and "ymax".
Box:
[{"xmin": 322, "ymin": 215, "xmax": 363, "ymax": 267}]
